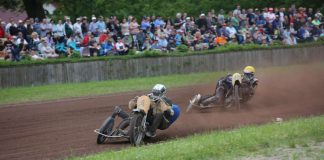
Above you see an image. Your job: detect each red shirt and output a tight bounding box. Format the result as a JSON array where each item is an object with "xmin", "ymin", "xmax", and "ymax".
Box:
[
  {"xmin": 0, "ymin": 27, "xmax": 5, "ymax": 38},
  {"xmin": 98, "ymin": 33, "xmax": 108, "ymax": 44}
]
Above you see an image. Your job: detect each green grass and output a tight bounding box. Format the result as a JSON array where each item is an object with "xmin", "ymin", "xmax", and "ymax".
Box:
[
  {"xmin": 1, "ymin": 62, "xmax": 324, "ymax": 105},
  {"xmin": 70, "ymin": 115, "xmax": 324, "ymax": 160},
  {"xmin": 1, "ymin": 40, "xmax": 323, "ymax": 68},
  {"xmin": 0, "ymin": 71, "xmax": 225, "ymax": 105}
]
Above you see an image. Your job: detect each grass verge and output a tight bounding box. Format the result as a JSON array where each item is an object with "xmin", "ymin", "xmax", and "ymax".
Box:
[
  {"xmin": 0, "ymin": 71, "xmax": 225, "ymax": 105},
  {"xmin": 70, "ymin": 115, "xmax": 324, "ymax": 160},
  {"xmin": 1, "ymin": 62, "xmax": 324, "ymax": 105}
]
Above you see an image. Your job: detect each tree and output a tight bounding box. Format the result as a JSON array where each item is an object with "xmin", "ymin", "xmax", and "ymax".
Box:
[{"xmin": 1, "ymin": 0, "xmax": 45, "ymax": 19}]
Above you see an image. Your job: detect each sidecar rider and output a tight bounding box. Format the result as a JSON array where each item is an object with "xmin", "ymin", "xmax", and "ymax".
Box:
[
  {"xmin": 191, "ymin": 66, "xmax": 258, "ymax": 107},
  {"xmin": 110, "ymin": 84, "xmax": 180, "ymax": 137}
]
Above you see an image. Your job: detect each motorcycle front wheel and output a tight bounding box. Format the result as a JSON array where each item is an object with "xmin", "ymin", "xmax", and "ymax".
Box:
[
  {"xmin": 97, "ymin": 116, "xmax": 114, "ymax": 144},
  {"xmin": 129, "ymin": 113, "xmax": 145, "ymax": 146}
]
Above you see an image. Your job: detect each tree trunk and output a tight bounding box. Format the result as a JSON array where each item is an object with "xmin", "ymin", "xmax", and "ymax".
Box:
[{"xmin": 22, "ymin": 0, "xmax": 45, "ymax": 19}]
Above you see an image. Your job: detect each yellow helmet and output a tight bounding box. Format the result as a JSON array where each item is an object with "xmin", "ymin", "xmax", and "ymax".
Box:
[{"xmin": 243, "ymin": 66, "xmax": 256, "ymax": 74}]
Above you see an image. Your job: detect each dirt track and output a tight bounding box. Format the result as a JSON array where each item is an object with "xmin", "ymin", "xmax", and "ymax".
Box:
[{"xmin": 0, "ymin": 64, "xmax": 324, "ymax": 160}]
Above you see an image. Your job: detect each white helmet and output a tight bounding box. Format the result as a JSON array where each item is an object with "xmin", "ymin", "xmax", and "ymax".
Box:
[{"xmin": 152, "ymin": 84, "xmax": 166, "ymax": 97}]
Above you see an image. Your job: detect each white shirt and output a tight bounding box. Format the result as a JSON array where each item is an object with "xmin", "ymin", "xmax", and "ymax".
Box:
[
  {"xmin": 226, "ymin": 26, "xmax": 237, "ymax": 38},
  {"xmin": 268, "ymin": 13, "xmax": 276, "ymax": 23},
  {"xmin": 73, "ymin": 22, "xmax": 82, "ymax": 34}
]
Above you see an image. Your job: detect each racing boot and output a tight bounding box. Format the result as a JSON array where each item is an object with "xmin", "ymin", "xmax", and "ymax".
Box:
[
  {"xmin": 146, "ymin": 113, "xmax": 163, "ymax": 137},
  {"xmin": 111, "ymin": 106, "xmax": 129, "ymax": 119}
]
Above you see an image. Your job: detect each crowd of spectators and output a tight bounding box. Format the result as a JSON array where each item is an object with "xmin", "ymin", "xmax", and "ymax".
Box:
[{"xmin": 0, "ymin": 4, "xmax": 323, "ymax": 61}]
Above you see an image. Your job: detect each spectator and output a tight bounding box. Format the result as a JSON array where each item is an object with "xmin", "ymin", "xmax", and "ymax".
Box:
[
  {"xmin": 196, "ymin": 14, "xmax": 208, "ymax": 34},
  {"xmin": 100, "ymin": 38, "xmax": 114, "ymax": 56},
  {"xmin": 226, "ymin": 22, "xmax": 237, "ymax": 41},
  {"xmin": 64, "ymin": 17, "xmax": 73, "ymax": 38},
  {"xmin": 89, "ymin": 16, "xmax": 98, "ymax": 34},
  {"xmin": 73, "ymin": 18, "xmax": 82, "ymax": 36},
  {"xmin": 121, "ymin": 18, "xmax": 130, "ymax": 36},
  {"xmin": 96, "ymin": 16, "xmax": 106, "ymax": 33},
  {"xmin": 81, "ymin": 17, "xmax": 89, "ymax": 36},
  {"xmin": 283, "ymin": 33, "xmax": 297, "ymax": 45},
  {"xmin": 114, "ymin": 37, "xmax": 128, "ymax": 55},
  {"xmin": 39, "ymin": 39, "xmax": 58, "ymax": 58},
  {"xmin": 0, "ymin": 21, "xmax": 5, "ymax": 38},
  {"xmin": 88, "ymin": 33, "xmax": 100, "ymax": 56},
  {"xmin": 215, "ymin": 33, "xmax": 228, "ymax": 46},
  {"xmin": 140, "ymin": 17, "xmax": 151, "ymax": 32}
]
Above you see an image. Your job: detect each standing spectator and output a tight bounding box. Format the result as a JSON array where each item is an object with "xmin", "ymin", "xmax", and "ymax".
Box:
[
  {"xmin": 233, "ymin": 4, "xmax": 241, "ymax": 16},
  {"xmin": 153, "ymin": 16, "xmax": 165, "ymax": 28},
  {"xmin": 196, "ymin": 14, "xmax": 208, "ymax": 34},
  {"xmin": 218, "ymin": 9, "xmax": 226, "ymax": 26},
  {"xmin": 267, "ymin": 8, "xmax": 276, "ymax": 23},
  {"xmin": 5, "ymin": 18, "xmax": 16, "ymax": 35},
  {"xmin": 140, "ymin": 17, "xmax": 151, "ymax": 33},
  {"xmin": 53, "ymin": 20, "xmax": 65, "ymax": 38},
  {"xmin": 81, "ymin": 17, "xmax": 89, "ymax": 36},
  {"xmin": 89, "ymin": 16, "xmax": 98, "ymax": 34},
  {"xmin": 33, "ymin": 18, "xmax": 42, "ymax": 36},
  {"xmin": 73, "ymin": 18, "xmax": 82, "ymax": 36},
  {"xmin": 17, "ymin": 20, "xmax": 28, "ymax": 39},
  {"xmin": 136, "ymin": 29, "xmax": 146, "ymax": 50},
  {"xmin": 96, "ymin": 16, "xmax": 106, "ymax": 33},
  {"xmin": 64, "ymin": 17, "xmax": 74, "ymax": 38},
  {"xmin": 129, "ymin": 18, "xmax": 140, "ymax": 47},
  {"xmin": 247, "ymin": 8, "xmax": 256, "ymax": 26},
  {"xmin": 121, "ymin": 18, "xmax": 130, "ymax": 36},
  {"xmin": 174, "ymin": 13, "xmax": 185, "ymax": 29}
]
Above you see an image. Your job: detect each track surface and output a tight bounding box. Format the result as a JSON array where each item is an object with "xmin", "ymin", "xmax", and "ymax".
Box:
[{"xmin": 1, "ymin": 64, "xmax": 324, "ymax": 160}]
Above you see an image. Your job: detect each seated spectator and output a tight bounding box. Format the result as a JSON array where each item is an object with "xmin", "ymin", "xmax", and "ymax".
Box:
[
  {"xmin": 3, "ymin": 36, "xmax": 15, "ymax": 60},
  {"xmin": 39, "ymin": 39, "xmax": 59, "ymax": 58},
  {"xmin": 54, "ymin": 35, "xmax": 67, "ymax": 55},
  {"xmin": 98, "ymin": 29, "xmax": 109, "ymax": 44},
  {"xmin": 0, "ymin": 21, "xmax": 5, "ymax": 38},
  {"xmin": 29, "ymin": 32, "xmax": 40, "ymax": 54},
  {"xmin": 215, "ymin": 33, "xmax": 228, "ymax": 46},
  {"xmin": 89, "ymin": 34, "xmax": 100, "ymax": 56},
  {"xmin": 141, "ymin": 38, "xmax": 151, "ymax": 51},
  {"xmin": 45, "ymin": 32, "xmax": 55, "ymax": 47},
  {"xmin": 114, "ymin": 37, "xmax": 128, "ymax": 55},
  {"xmin": 298, "ymin": 24, "xmax": 312, "ymax": 41},
  {"xmin": 283, "ymin": 33, "xmax": 297, "ymax": 45},
  {"xmin": 122, "ymin": 33, "xmax": 132, "ymax": 48},
  {"xmin": 15, "ymin": 32, "xmax": 28, "ymax": 46},
  {"xmin": 157, "ymin": 34, "xmax": 168, "ymax": 51},
  {"xmin": 67, "ymin": 35, "xmax": 81, "ymax": 54},
  {"xmin": 0, "ymin": 38, "xmax": 5, "ymax": 58},
  {"xmin": 226, "ymin": 22, "xmax": 237, "ymax": 41},
  {"xmin": 100, "ymin": 38, "xmax": 114, "ymax": 56}
]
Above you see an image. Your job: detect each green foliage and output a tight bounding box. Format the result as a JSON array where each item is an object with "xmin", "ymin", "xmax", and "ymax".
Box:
[
  {"xmin": 143, "ymin": 50, "xmax": 163, "ymax": 57},
  {"xmin": 70, "ymin": 51, "xmax": 81, "ymax": 59},
  {"xmin": 176, "ymin": 45, "xmax": 189, "ymax": 52}
]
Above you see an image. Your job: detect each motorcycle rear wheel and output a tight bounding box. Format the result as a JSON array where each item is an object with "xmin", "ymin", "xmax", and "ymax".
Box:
[{"xmin": 129, "ymin": 113, "xmax": 145, "ymax": 146}]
